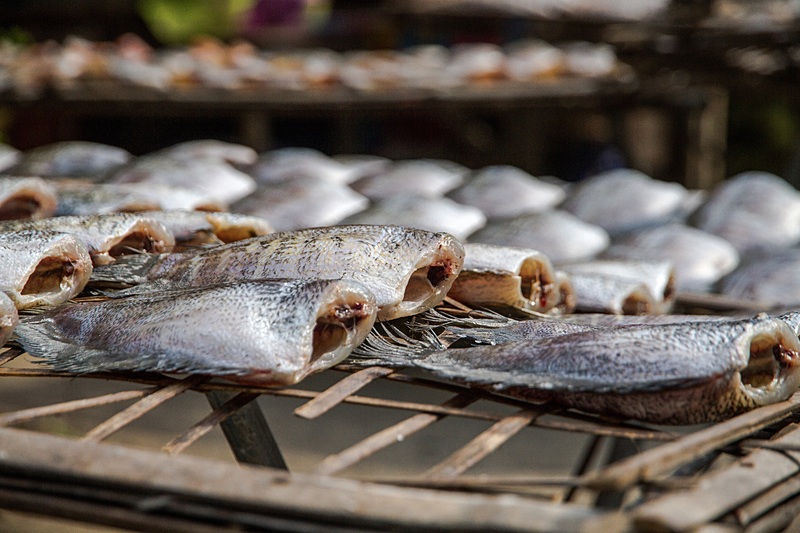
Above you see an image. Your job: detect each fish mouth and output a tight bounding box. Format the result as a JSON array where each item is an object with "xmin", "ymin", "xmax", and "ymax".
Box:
[
  {"xmin": 308, "ymin": 287, "xmax": 378, "ymax": 373},
  {"xmin": 99, "ymin": 221, "xmax": 175, "ymax": 265},
  {"xmin": 518, "ymin": 257, "xmax": 557, "ymax": 311},
  {"xmin": 740, "ymin": 323, "xmax": 800, "ymax": 404},
  {"xmin": 621, "ymin": 289, "xmax": 655, "ymax": 315},
  {"xmin": 0, "ymin": 195, "xmax": 47, "ymax": 220},
  {"xmin": 391, "ymin": 236, "xmax": 465, "ymax": 320}
]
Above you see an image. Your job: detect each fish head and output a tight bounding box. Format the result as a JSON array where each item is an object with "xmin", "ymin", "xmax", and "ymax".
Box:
[
  {"xmin": 736, "ymin": 318, "xmax": 800, "ymax": 408},
  {"xmin": 380, "ymin": 232, "xmax": 465, "ymax": 320}
]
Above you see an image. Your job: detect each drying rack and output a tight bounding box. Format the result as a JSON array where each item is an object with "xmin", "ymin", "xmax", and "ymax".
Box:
[{"xmin": 0, "ymin": 299, "xmax": 799, "ymax": 532}]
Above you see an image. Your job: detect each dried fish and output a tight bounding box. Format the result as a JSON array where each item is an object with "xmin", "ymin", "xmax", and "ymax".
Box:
[
  {"xmin": 718, "ymin": 249, "xmax": 800, "ymax": 308},
  {"xmin": 107, "ymin": 155, "xmax": 256, "ymax": 206},
  {"xmin": 692, "ymin": 171, "xmax": 800, "ymax": 253},
  {"xmin": 562, "ymin": 168, "xmax": 693, "ymax": 236},
  {"xmin": 350, "ymin": 159, "xmax": 467, "ymax": 200},
  {"xmin": 0, "ymin": 213, "xmax": 175, "ymax": 265},
  {"xmin": 53, "ymin": 181, "xmax": 161, "ymax": 216},
  {"xmin": 355, "ymin": 314, "xmax": 800, "ymax": 424},
  {"xmin": 249, "ymin": 148, "xmax": 363, "ymax": 185},
  {"xmin": 551, "ymin": 271, "xmax": 577, "ymax": 314},
  {"xmin": 559, "ymin": 259, "xmax": 676, "ymax": 314},
  {"xmin": 17, "ymin": 279, "xmax": 377, "ymax": 386},
  {"xmin": 138, "ymin": 210, "xmax": 273, "ymax": 248},
  {"xmin": 0, "ymin": 177, "xmax": 58, "ymax": 220},
  {"xmin": 92, "ymin": 225, "xmax": 464, "ymax": 320},
  {"xmin": 340, "ymin": 195, "xmax": 486, "ymax": 241},
  {"xmin": 6, "ymin": 141, "xmax": 131, "ymax": 177},
  {"xmin": 604, "ymin": 223, "xmax": 739, "ymax": 292},
  {"xmin": 467, "ymin": 210, "xmax": 610, "ymax": 264},
  {"xmin": 232, "ymin": 176, "xmax": 368, "ymax": 231},
  {"xmin": 447, "ymin": 165, "xmax": 565, "ymax": 219},
  {"xmin": 446, "ymin": 243, "xmax": 559, "ymax": 313},
  {"xmin": 0, "ymin": 230, "xmax": 92, "ymax": 309},
  {"xmin": 0, "ymin": 292, "xmax": 18, "ymax": 345},
  {"xmin": 564, "ymin": 273, "xmax": 656, "ymax": 315},
  {"xmin": 0, "ymin": 143, "xmax": 20, "ymax": 173}
]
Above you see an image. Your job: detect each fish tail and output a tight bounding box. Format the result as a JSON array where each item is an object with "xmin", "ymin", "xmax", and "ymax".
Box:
[
  {"xmin": 14, "ymin": 318, "xmax": 111, "ymax": 373},
  {"xmin": 349, "ymin": 322, "xmax": 445, "ymax": 367},
  {"xmin": 88, "ymin": 253, "xmax": 163, "ymax": 288}
]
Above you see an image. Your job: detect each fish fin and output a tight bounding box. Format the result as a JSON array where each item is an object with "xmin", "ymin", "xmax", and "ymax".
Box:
[
  {"xmin": 415, "ymin": 308, "xmax": 521, "ymax": 329},
  {"xmin": 88, "ymin": 253, "xmax": 164, "ymax": 288},
  {"xmin": 349, "ymin": 322, "xmax": 445, "ymax": 367},
  {"xmin": 15, "ymin": 319, "xmax": 247, "ymax": 376}
]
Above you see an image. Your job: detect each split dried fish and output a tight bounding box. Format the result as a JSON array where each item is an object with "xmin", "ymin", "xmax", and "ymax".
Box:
[
  {"xmin": 604, "ymin": 223, "xmax": 739, "ymax": 292},
  {"xmin": 564, "ymin": 273, "xmax": 656, "ymax": 315},
  {"xmin": 447, "ymin": 165, "xmax": 565, "ymax": 219},
  {"xmin": 355, "ymin": 314, "xmax": 800, "ymax": 424},
  {"xmin": 0, "ymin": 176, "xmax": 58, "ymax": 220},
  {"xmin": 0, "ymin": 230, "xmax": 92, "ymax": 309},
  {"xmin": 17, "ymin": 279, "xmax": 377, "ymax": 386},
  {"xmin": 350, "ymin": 159, "xmax": 467, "ymax": 200},
  {"xmin": 139, "ymin": 210, "xmax": 273, "ymax": 248},
  {"xmin": 719, "ymin": 249, "xmax": 800, "ymax": 308},
  {"xmin": 0, "ymin": 143, "xmax": 20, "ymax": 173},
  {"xmin": 232, "ymin": 176, "xmax": 368, "ymax": 231},
  {"xmin": 249, "ymin": 147, "xmax": 362, "ymax": 185},
  {"xmin": 559, "ymin": 259, "xmax": 676, "ymax": 314},
  {"xmin": 92, "ymin": 225, "xmax": 464, "ymax": 320},
  {"xmin": 155, "ymin": 140, "xmax": 258, "ymax": 166},
  {"xmin": 446, "ymin": 243, "xmax": 559, "ymax": 313},
  {"xmin": 340, "ymin": 195, "xmax": 486, "ymax": 241},
  {"xmin": 5, "ymin": 141, "xmax": 131, "ymax": 177},
  {"xmin": 562, "ymin": 168, "xmax": 694, "ymax": 236},
  {"xmin": 0, "ymin": 292, "xmax": 18, "ymax": 346},
  {"xmin": 53, "ymin": 181, "xmax": 161, "ymax": 216},
  {"xmin": 467, "ymin": 210, "xmax": 610, "ymax": 264},
  {"xmin": 0, "ymin": 213, "xmax": 175, "ymax": 265}
]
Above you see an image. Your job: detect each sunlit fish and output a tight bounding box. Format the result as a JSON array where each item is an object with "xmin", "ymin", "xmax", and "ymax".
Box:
[
  {"xmin": 562, "ymin": 168, "xmax": 693, "ymax": 236},
  {"xmin": 232, "ymin": 176, "xmax": 368, "ymax": 231},
  {"xmin": 559, "ymin": 259, "xmax": 676, "ymax": 314},
  {"xmin": 340, "ymin": 195, "xmax": 486, "ymax": 241},
  {"xmin": 467, "ymin": 210, "xmax": 610, "ymax": 264},
  {"xmin": 355, "ymin": 314, "xmax": 800, "ymax": 424},
  {"xmin": 139, "ymin": 210, "xmax": 273, "ymax": 248},
  {"xmin": 107, "ymin": 155, "xmax": 256, "ymax": 206},
  {"xmin": 0, "ymin": 213, "xmax": 175, "ymax": 265},
  {"xmin": 331, "ymin": 154, "xmax": 393, "ymax": 182},
  {"xmin": 446, "ymin": 243, "xmax": 559, "ymax": 313},
  {"xmin": 604, "ymin": 223, "xmax": 739, "ymax": 292},
  {"xmin": 563, "ymin": 273, "xmax": 656, "ymax": 315},
  {"xmin": 17, "ymin": 279, "xmax": 377, "ymax": 386},
  {"xmin": 249, "ymin": 148, "xmax": 362, "ymax": 185},
  {"xmin": 0, "ymin": 177, "xmax": 58, "ymax": 220},
  {"xmin": 154, "ymin": 139, "xmax": 258, "ymax": 166},
  {"xmin": 447, "ymin": 165, "xmax": 566, "ymax": 219},
  {"xmin": 350, "ymin": 159, "xmax": 468, "ymax": 200},
  {"xmin": 719, "ymin": 249, "xmax": 800, "ymax": 308},
  {"xmin": 0, "ymin": 230, "xmax": 92, "ymax": 309},
  {"xmin": 692, "ymin": 171, "xmax": 800, "ymax": 253},
  {"xmin": 6, "ymin": 141, "xmax": 131, "ymax": 177},
  {"xmin": 53, "ymin": 181, "xmax": 160, "ymax": 216},
  {"xmin": 92, "ymin": 225, "xmax": 464, "ymax": 320}
]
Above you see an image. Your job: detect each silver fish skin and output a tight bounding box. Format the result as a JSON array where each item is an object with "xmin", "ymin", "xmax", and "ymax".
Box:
[
  {"xmin": 6, "ymin": 141, "xmax": 131, "ymax": 177},
  {"xmin": 17, "ymin": 279, "xmax": 377, "ymax": 386},
  {"xmin": 0, "ymin": 214, "xmax": 175, "ymax": 266},
  {"xmin": 559, "ymin": 259, "xmax": 676, "ymax": 314},
  {"xmin": 331, "ymin": 154, "xmax": 392, "ymax": 182},
  {"xmin": 232, "ymin": 176, "xmax": 368, "ymax": 232},
  {"xmin": 467, "ymin": 210, "xmax": 610, "ymax": 264},
  {"xmin": 0, "ymin": 176, "xmax": 58, "ymax": 220},
  {"xmin": 249, "ymin": 147, "xmax": 364, "ymax": 185},
  {"xmin": 350, "ymin": 159, "xmax": 467, "ymax": 200},
  {"xmin": 0, "ymin": 143, "xmax": 20, "ymax": 173},
  {"xmin": 96, "ymin": 225, "xmax": 465, "ymax": 320},
  {"xmin": 340, "ymin": 195, "xmax": 486, "ymax": 242},
  {"xmin": 604, "ymin": 223, "xmax": 739, "ymax": 292},
  {"xmin": 562, "ymin": 168, "xmax": 692, "ymax": 236},
  {"xmin": 358, "ymin": 315, "xmax": 800, "ymax": 425},
  {"xmin": 53, "ymin": 181, "xmax": 161, "ymax": 216},
  {"xmin": 719, "ymin": 249, "xmax": 800, "ymax": 308},
  {"xmin": 156, "ymin": 140, "xmax": 258, "ymax": 166},
  {"xmin": 138, "ymin": 210, "xmax": 273, "ymax": 248},
  {"xmin": 0, "ymin": 292, "xmax": 18, "ymax": 345},
  {"xmin": 0, "ymin": 230, "xmax": 92, "ymax": 309},
  {"xmin": 448, "ymin": 165, "xmax": 566, "ymax": 219},
  {"xmin": 564, "ymin": 273, "xmax": 656, "ymax": 315},
  {"xmin": 693, "ymin": 171, "xmax": 800, "ymax": 253},
  {"xmin": 447, "ymin": 243, "xmax": 559, "ymax": 313},
  {"xmin": 107, "ymin": 155, "xmax": 256, "ymax": 206}
]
